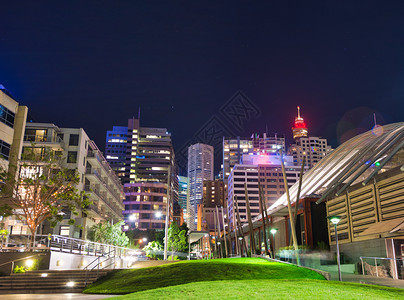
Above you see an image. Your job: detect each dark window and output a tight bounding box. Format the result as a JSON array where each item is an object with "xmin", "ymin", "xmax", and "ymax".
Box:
[
  {"xmin": 67, "ymin": 151, "xmax": 77, "ymax": 163},
  {"xmin": 0, "ymin": 139, "xmax": 11, "ymax": 160},
  {"xmin": 69, "ymin": 134, "xmax": 79, "ymax": 146},
  {"xmin": 0, "ymin": 104, "xmax": 15, "ymax": 128}
]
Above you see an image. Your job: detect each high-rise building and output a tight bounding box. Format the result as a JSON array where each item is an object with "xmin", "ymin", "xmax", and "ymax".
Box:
[
  {"xmin": 122, "ymin": 118, "xmax": 176, "ymax": 230},
  {"xmin": 227, "ymin": 164, "xmax": 260, "ymax": 230},
  {"xmin": 292, "ymin": 106, "xmax": 308, "ymax": 140},
  {"xmin": 251, "ymin": 133, "xmax": 285, "ymax": 154},
  {"xmin": 105, "ymin": 126, "xmax": 127, "ymax": 182},
  {"xmin": 222, "ymin": 137, "xmax": 253, "ymax": 184},
  {"xmin": 187, "ymin": 143, "xmax": 214, "ymax": 230},
  {"xmin": 288, "ymin": 107, "xmax": 332, "ymax": 168},
  {"xmin": 178, "ymin": 175, "xmax": 188, "ymax": 221},
  {"xmin": 202, "ymin": 179, "xmax": 225, "ymax": 208},
  {"xmin": 288, "ymin": 136, "xmax": 333, "ymax": 168}
]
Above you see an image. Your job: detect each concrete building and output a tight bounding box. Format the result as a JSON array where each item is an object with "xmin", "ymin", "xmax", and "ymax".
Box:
[
  {"xmin": 123, "ymin": 117, "xmax": 176, "ymax": 230},
  {"xmin": 187, "ymin": 143, "xmax": 214, "ymax": 230},
  {"xmin": 6, "ymin": 123, "xmax": 125, "ymax": 239},
  {"xmin": 252, "ymin": 133, "xmax": 285, "ymax": 155},
  {"xmin": 222, "ymin": 137, "xmax": 253, "ymax": 184},
  {"xmin": 202, "ymin": 179, "xmax": 225, "ymax": 208},
  {"xmin": 0, "ymin": 85, "xmax": 28, "ymax": 172},
  {"xmin": 227, "ymin": 164, "xmax": 260, "ymax": 230},
  {"xmin": 288, "ymin": 136, "xmax": 332, "ymax": 168},
  {"xmin": 288, "ymin": 107, "xmax": 332, "ymax": 168},
  {"xmin": 105, "ymin": 126, "xmax": 127, "ymax": 182}
]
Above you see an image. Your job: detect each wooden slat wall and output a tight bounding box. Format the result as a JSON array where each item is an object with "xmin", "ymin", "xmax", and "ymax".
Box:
[
  {"xmin": 348, "ymin": 185, "xmax": 379, "ymax": 242},
  {"xmin": 326, "ymin": 194, "xmax": 351, "ymax": 245},
  {"xmin": 377, "ymin": 173, "xmax": 404, "ymax": 221}
]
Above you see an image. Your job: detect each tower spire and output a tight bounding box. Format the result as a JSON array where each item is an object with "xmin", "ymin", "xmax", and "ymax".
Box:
[{"xmin": 292, "ymin": 105, "xmax": 308, "ymax": 140}]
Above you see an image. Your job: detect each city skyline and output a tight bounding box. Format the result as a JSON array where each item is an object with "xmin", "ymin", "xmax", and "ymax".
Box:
[{"xmin": 1, "ymin": 1, "xmax": 404, "ymax": 157}]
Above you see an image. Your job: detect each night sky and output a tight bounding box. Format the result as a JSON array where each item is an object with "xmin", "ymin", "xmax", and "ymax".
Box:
[{"xmin": 1, "ymin": 1, "xmax": 404, "ymax": 173}]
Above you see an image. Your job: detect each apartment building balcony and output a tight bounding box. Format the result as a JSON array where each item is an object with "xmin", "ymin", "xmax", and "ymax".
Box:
[
  {"xmin": 84, "ymin": 185, "xmax": 123, "ymax": 220},
  {"xmin": 23, "ymin": 134, "xmax": 64, "ymax": 149},
  {"xmin": 86, "ymin": 145, "xmax": 123, "ymax": 190},
  {"xmin": 85, "ymin": 168, "xmax": 123, "ymax": 202}
]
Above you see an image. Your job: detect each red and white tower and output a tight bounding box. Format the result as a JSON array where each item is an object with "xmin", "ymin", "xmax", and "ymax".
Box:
[{"xmin": 292, "ymin": 106, "xmax": 308, "ymax": 140}]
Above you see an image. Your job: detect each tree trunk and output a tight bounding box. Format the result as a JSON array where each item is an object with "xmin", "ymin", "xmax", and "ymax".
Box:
[
  {"xmin": 258, "ymin": 184, "xmax": 269, "ymax": 256},
  {"xmin": 244, "ymin": 183, "xmax": 255, "ymax": 257}
]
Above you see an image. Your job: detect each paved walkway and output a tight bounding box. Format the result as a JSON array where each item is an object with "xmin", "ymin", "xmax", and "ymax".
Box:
[
  {"xmin": 0, "ymin": 294, "xmax": 117, "ymax": 299},
  {"xmin": 329, "ymin": 272, "xmax": 404, "ymax": 289}
]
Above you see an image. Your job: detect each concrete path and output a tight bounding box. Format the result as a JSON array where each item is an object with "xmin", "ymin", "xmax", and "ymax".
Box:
[
  {"xmin": 0, "ymin": 294, "xmax": 117, "ymax": 299},
  {"xmin": 329, "ymin": 272, "xmax": 404, "ymax": 289}
]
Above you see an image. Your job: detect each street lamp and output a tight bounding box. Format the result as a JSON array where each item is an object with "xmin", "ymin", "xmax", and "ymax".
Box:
[
  {"xmin": 328, "ymin": 215, "xmax": 342, "ymax": 281},
  {"xmin": 270, "ymin": 228, "xmax": 278, "ymax": 259},
  {"xmin": 129, "ymin": 214, "xmax": 136, "ymax": 221},
  {"xmin": 155, "ymin": 211, "xmax": 162, "ymax": 218}
]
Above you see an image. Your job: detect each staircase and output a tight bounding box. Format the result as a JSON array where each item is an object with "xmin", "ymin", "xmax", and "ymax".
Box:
[{"xmin": 0, "ymin": 269, "xmax": 112, "ymax": 294}]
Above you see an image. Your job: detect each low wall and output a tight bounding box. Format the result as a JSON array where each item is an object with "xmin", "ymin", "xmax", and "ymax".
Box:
[
  {"xmin": 0, "ymin": 252, "xmax": 50, "ymax": 275},
  {"xmin": 254, "ymin": 255, "xmax": 331, "ymax": 280},
  {"xmin": 0, "ymin": 250, "xmax": 135, "ymax": 274}
]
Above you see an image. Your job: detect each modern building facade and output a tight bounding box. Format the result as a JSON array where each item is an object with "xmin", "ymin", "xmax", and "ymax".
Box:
[
  {"xmin": 6, "ymin": 122, "xmax": 125, "ymax": 239},
  {"xmin": 227, "ymin": 164, "xmax": 260, "ymax": 230},
  {"xmin": 288, "ymin": 107, "xmax": 332, "ymax": 168},
  {"xmin": 288, "ymin": 136, "xmax": 332, "ymax": 168},
  {"xmin": 0, "ymin": 85, "xmax": 28, "ymax": 172},
  {"xmin": 105, "ymin": 126, "xmax": 127, "ymax": 182},
  {"xmin": 202, "ymin": 179, "xmax": 225, "ymax": 208},
  {"xmin": 251, "ymin": 133, "xmax": 285, "ymax": 155},
  {"xmin": 187, "ymin": 143, "xmax": 214, "ymax": 230},
  {"xmin": 222, "ymin": 137, "xmax": 253, "ymax": 184},
  {"xmin": 178, "ymin": 175, "xmax": 188, "ymax": 222},
  {"xmin": 122, "ymin": 117, "xmax": 176, "ymax": 230}
]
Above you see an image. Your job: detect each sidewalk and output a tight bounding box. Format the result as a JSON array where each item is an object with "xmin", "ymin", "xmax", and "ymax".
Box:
[
  {"xmin": 0, "ymin": 294, "xmax": 116, "ymax": 300},
  {"xmin": 329, "ymin": 272, "xmax": 404, "ymax": 289}
]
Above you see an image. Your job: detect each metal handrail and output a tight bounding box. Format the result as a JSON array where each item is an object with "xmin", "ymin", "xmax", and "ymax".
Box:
[
  {"xmin": 0, "ymin": 253, "xmax": 46, "ymax": 274},
  {"xmin": 83, "ymin": 249, "xmax": 116, "ymax": 286},
  {"xmin": 360, "ymin": 256, "xmax": 404, "ymax": 280}
]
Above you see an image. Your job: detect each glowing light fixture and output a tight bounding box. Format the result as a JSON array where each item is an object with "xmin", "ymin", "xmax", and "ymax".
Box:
[
  {"xmin": 25, "ymin": 259, "xmax": 34, "ymax": 268},
  {"xmin": 66, "ymin": 281, "xmax": 75, "ymax": 287},
  {"xmin": 41, "ymin": 273, "xmax": 48, "ymax": 277}
]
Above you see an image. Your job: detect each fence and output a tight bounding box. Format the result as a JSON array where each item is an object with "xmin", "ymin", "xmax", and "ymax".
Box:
[
  {"xmin": 360, "ymin": 256, "xmax": 404, "ymax": 280},
  {"xmin": 2, "ymin": 234, "xmax": 133, "ymax": 258}
]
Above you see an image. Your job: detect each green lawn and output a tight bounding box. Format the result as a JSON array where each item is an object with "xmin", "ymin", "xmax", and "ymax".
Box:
[
  {"xmin": 109, "ymin": 279, "xmax": 404, "ymax": 300},
  {"xmin": 83, "ymin": 258, "xmax": 325, "ymax": 294},
  {"xmin": 84, "ymin": 257, "xmax": 404, "ymax": 299}
]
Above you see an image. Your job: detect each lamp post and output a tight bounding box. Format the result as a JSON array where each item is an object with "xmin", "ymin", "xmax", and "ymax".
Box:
[
  {"xmin": 238, "ymin": 236, "xmax": 243, "ymax": 256},
  {"xmin": 328, "ymin": 216, "xmax": 342, "ymax": 281},
  {"xmin": 270, "ymin": 228, "xmax": 278, "ymax": 259}
]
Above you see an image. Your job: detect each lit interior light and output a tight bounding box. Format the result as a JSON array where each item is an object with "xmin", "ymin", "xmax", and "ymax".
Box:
[{"xmin": 66, "ymin": 281, "xmax": 75, "ymax": 287}]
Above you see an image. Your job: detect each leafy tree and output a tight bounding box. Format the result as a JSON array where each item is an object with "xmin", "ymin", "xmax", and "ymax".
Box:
[
  {"xmin": 166, "ymin": 222, "xmax": 188, "ymax": 260},
  {"xmin": 143, "ymin": 240, "xmax": 163, "ymax": 260},
  {"xmin": 0, "ymin": 147, "xmax": 90, "ymax": 248},
  {"xmin": 88, "ymin": 220, "xmax": 129, "ymax": 247}
]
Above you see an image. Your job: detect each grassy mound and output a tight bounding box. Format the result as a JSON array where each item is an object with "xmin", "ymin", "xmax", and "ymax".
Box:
[
  {"xmin": 108, "ymin": 279, "xmax": 404, "ymax": 300},
  {"xmin": 83, "ymin": 258, "xmax": 325, "ymax": 294}
]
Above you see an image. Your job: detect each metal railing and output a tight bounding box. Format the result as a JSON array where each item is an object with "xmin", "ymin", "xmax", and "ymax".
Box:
[
  {"xmin": 0, "ymin": 253, "xmax": 46, "ymax": 274},
  {"xmin": 360, "ymin": 256, "xmax": 404, "ymax": 280},
  {"xmin": 50, "ymin": 234, "xmax": 131, "ymax": 258}
]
